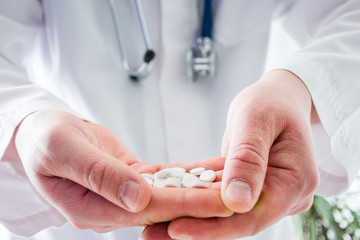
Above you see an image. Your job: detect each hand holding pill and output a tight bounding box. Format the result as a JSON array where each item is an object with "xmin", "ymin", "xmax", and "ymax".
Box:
[
  {"xmin": 120, "ymin": 157, "xmax": 234, "ymax": 227},
  {"xmin": 141, "ymin": 70, "xmax": 320, "ymax": 239},
  {"xmin": 14, "ymin": 110, "xmax": 231, "ymax": 233}
]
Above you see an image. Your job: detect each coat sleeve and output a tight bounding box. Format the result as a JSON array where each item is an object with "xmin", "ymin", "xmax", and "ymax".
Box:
[
  {"xmin": 0, "ymin": 0, "xmax": 75, "ymax": 236},
  {"xmin": 0, "ymin": 0, "xmax": 78, "ymax": 161},
  {"xmin": 274, "ymin": 0, "xmax": 360, "ymax": 196}
]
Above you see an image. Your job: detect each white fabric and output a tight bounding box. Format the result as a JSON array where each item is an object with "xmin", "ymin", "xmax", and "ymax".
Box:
[
  {"xmin": 277, "ymin": 0, "xmax": 360, "ymax": 189},
  {"xmin": 0, "ymin": 0, "xmax": 359, "ymax": 239}
]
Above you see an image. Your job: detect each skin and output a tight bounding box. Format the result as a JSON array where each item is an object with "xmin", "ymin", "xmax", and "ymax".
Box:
[
  {"xmin": 7, "ymin": 69, "xmax": 320, "ymax": 238},
  {"xmin": 141, "ymin": 70, "xmax": 320, "ymax": 240},
  {"xmin": 12, "ymin": 110, "xmax": 232, "ymax": 233}
]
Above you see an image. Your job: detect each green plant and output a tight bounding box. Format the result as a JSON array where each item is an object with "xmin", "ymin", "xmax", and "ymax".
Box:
[{"xmin": 295, "ymin": 180, "xmax": 360, "ymax": 240}]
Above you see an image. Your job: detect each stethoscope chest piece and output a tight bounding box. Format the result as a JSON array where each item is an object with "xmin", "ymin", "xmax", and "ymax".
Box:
[
  {"xmin": 187, "ymin": 37, "xmax": 216, "ymax": 81},
  {"xmin": 187, "ymin": 0, "xmax": 216, "ymax": 81},
  {"xmin": 109, "ymin": 0, "xmax": 215, "ymax": 81}
]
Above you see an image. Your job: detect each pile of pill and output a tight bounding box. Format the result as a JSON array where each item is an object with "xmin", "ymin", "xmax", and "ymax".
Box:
[{"xmin": 141, "ymin": 167, "xmax": 216, "ymax": 188}]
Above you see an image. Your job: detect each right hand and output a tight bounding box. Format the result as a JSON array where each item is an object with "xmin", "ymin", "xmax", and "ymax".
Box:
[
  {"xmin": 142, "ymin": 70, "xmax": 320, "ymax": 240},
  {"xmin": 14, "ymin": 110, "xmax": 231, "ymax": 233}
]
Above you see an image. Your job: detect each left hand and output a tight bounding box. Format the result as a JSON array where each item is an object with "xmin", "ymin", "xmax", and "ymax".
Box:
[
  {"xmin": 13, "ymin": 111, "xmax": 231, "ymax": 233},
  {"xmin": 140, "ymin": 70, "xmax": 320, "ymax": 239}
]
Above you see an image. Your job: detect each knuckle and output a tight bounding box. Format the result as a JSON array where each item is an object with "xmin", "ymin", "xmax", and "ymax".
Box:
[
  {"xmin": 43, "ymin": 130, "xmax": 77, "ymax": 169},
  {"xmin": 294, "ymin": 163, "xmax": 319, "ymax": 197},
  {"xmin": 68, "ymin": 215, "xmax": 89, "ymax": 230},
  {"xmin": 291, "ymin": 196, "xmax": 314, "ymax": 215},
  {"xmin": 72, "ymin": 222, "xmax": 90, "ymax": 230},
  {"xmin": 286, "ymin": 168, "xmax": 303, "ymax": 189},
  {"xmin": 181, "ymin": 189, "xmax": 192, "ymax": 214},
  {"xmin": 307, "ymin": 168, "xmax": 320, "ymax": 194},
  {"xmin": 232, "ymin": 136, "xmax": 268, "ymax": 156},
  {"xmin": 87, "ymin": 160, "xmax": 107, "ymax": 194},
  {"xmin": 247, "ymin": 212, "xmax": 261, "ymax": 237},
  {"xmin": 228, "ymin": 142, "xmax": 268, "ymax": 175},
  {"xmin": 301, "ymin": 196, "xmax": 314, "ymax": 212},
  {"xmin": 45, "ymin": 125, "xmax": 71, "ymax": 153},
  {"xmin": 305, "ymin": 177, "xmax": 319, "ymax": 197},
  {"xmin": 30, "ymin": 126, "xmax": 72, "ymax": 174}
]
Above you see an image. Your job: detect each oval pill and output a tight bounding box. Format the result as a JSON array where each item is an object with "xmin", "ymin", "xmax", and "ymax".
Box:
[
  {"xmin": 199, "ymin": 170, "xmax": 216, "ymax": 182},
  {"xmin": 153, "ymin": 179, "xmax": 167, "ymax": 188},
  {"xmin": 182, "ymin": 174, "xmax": 199, "ymax": 188},
  {"xmin": 150, "ymin": 167, "xmax": 213, "ymax": 188},
  {"xmin": 191, "ymin": 180, "xmax": 209, "ymax": 188},
  {"xmin": 189, "ymin": 167, "xmax": 205, "ymax": 176},
  {"xmin": 154, "ymin": 169, "xmax": 172, "ymax": 180},
  {"xmin": 164, "ymin": 177, "xmax": 182, "ymax": 188},
  {"xmin": 171, "ymin": 171, "xmax": 186, "ymax": 179},
  {"xmin": 171, "ymin": 167, "xmax": 186, "ymax": 173},
  {"xmin": 145, "ymin": 177, "xmax": 154, "ymax": 186},
  {"xmin": 141, "ymin": 173, "xmax": 155, "ymax": 181}
]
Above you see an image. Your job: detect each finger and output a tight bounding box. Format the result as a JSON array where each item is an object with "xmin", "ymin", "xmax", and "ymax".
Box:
[
  {"xmin": 140, "ymin": 223, "xmax": 173, "ymax": 240},
  {"xmin": 43, "ymin": 177, "xmax": 232, "ymax": 228},
  {"xmin": 168, "ymin": 168, "xmax": 299, "ymax": 239},
  {"xmin": 221, "ymin": 100, "xmax": 278, "ymax": 213},
  {"xmin": 92, "ymin": 226, "xmax": 118, "ymax": 234},
  {"xmin": 55, "ymin": 135, "xmax": 152, "ymax": 213},
  {"xmin": 142, "ymin": 187, "xmax": 233, "ymax": 224}
]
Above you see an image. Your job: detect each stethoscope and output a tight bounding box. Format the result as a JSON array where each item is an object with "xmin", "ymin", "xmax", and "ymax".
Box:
[{"xmin": 108, "ymin": 0, "xmax": 216, "ymax": 81}]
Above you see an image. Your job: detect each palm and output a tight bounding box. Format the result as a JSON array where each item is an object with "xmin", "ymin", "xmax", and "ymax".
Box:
[{"xmin": 15, "ymin": 110, "xmax": 231, "ymax": 233}]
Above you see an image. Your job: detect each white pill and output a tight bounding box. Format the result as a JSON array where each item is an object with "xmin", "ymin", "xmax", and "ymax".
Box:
[
  {"xmin": 171, "ymin": 167, "xmax": 186, "ymax": 173},
  {"xmin": 154, "ymin": 169, "xmax": 172, "ymax": 180},
  {"xmin": 164, "ymin": 177, "xmax": 182, "ymax": 188},
  {"xmin": 191, "ymin": 180, "xmax": 209, "ymax": 188},
  {"xmin": 199, "ymin": 170, "xmax": 216, "ymax": 182},
  {"xmin": 151, "ymin": 167, "xmax": 214, "ymax": 188},
  {"xmin": 141, "ymin": 173, "xmax": 155, "ymax": 181},
  {"xmin": 153, "ymin": 179, "xmax": 167, "ymax": 188},
  {"xmin": 190, "ymin": 167, "xmax": 205, "ymax": 176},
  {"xmin": 182, "ymin": 174, "xmax": 200, "ymax": 188},
  {"xmin": 182, "ymin": 172, "xmax": 191, "ymax": 179},
  {"xmin": 171, "ymin": 170, "xmax": 186, "ymax": 179},
  {"xmin": 144, "ymin": 177, "xmax": 154, "ymax": 186}
]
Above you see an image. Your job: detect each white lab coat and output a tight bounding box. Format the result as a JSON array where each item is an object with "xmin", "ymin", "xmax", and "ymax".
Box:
[{"xmin": 1, "ymin": 0, "xmax": 360, "ymax": 239}]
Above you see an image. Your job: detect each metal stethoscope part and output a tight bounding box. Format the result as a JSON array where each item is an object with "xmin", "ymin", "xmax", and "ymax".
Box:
[
  {"xmin": 187, "ymin": 37, "xmax": 216, "ymax": 80},
  {"xmin": 108, "ymin": 0, "xmax": 215, "ymax": 81},
  {"xmin": 108, "ymin": 0, "xmax": 155, "ymax": 81},
  {"xmin": 187, "ymin": 0, "xmax": 216, "ymax": 81}
]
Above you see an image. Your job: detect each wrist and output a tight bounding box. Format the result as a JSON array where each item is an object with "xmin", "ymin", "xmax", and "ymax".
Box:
[
  {"xmin": 265, "ymin": 69, "xmax": 320, "ymax": 123},
  {"xmin": 260, "ymin": 69, "xmax": 314, "ymax": 121},
  {"xmin": 3, "ymin": 111, "xmax": 41, "ymax": 163}
]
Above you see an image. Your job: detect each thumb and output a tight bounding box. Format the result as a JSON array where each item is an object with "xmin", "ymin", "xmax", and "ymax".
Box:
[
  {"xmin": 221, "ymin": 107, "xmax": 275, "ymax": 213},
  {"xmin": 61, "ymin": 138, "xmax": 152, "ymax": 213}
]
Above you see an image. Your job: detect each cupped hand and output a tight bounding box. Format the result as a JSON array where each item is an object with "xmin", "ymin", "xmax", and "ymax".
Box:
[
  {"xmin": 141, "ymin": 70, "xmax": 320, "ymax": 239},
  {"xmin": 14, "ymin": 110, "xmax": 231, "ymax": 233}
]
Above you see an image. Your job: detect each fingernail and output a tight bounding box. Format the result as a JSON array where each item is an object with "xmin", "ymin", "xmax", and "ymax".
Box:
[
  {"xmin": 119, "ymin": 180, "xmax": 140, "ymax": 211},
  {"xmin": 225, "ymin": 180, "xmax": 252, "ymax": 204}
]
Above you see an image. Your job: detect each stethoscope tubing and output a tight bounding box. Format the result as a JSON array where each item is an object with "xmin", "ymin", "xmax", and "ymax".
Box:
[
  {"xmin": 201, "ymin": 0, "xmax": 213, "ymax": 38},
  {"xmin": 108, "ymin": 0, "xmax": 214, "ymax": 81},
  {"xmin": 108, "ymin": 0, "xmax": 155, "ymax": 80},
  {"xmin": 134, "ymin": 0, "xmax": 153, "ymax": 50}
]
